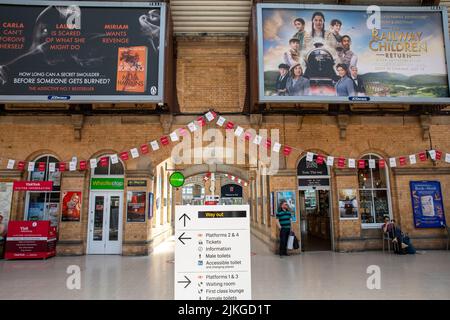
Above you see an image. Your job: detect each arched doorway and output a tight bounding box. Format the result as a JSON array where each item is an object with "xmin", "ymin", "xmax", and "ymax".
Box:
[
  {"xmin": 87, "ymin": 156, "xmax": 125, "ymax": 254},
  {"xmin": 297, "ymin": 155, "xmax": 333, "ymax": 251}
]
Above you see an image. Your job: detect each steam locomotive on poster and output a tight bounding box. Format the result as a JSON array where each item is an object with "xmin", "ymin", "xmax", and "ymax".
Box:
[{"xmin": 303, "ymin": 41, "xmax": 340, "ymax": 96}]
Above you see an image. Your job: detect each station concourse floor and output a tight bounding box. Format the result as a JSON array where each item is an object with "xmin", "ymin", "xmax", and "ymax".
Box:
[{"xmin": 0, "ymin": 235, "xmax": 449, "ymax": 300}]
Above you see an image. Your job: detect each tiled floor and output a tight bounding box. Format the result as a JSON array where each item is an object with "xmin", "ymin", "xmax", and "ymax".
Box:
[{"xmin": 0, "ymin": 235, "xmax": 449, "ymax": 300}]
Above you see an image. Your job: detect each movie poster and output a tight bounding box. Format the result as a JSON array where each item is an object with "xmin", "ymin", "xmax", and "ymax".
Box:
[
  {"xmin": 0, "ymin": 1, "xmax": 165, "ymax": 102},
  {"xmin": 127, "ymin": 191, "xmax": 146, "ymax": 222},
  {"xmin": 338, "ymin": 189, "xmax": 358, "ymax": 219},
  {"xmin": 410, "ymin": 181, "xmax": 446, "ymax": 228},
  {"xmin": 276, "ymin": 190, "xmax": 297, "ymax": 222},
  {"xmin": 257, "ymin": 4, "xmax": 450, "ymax": 103},
  {"xmin": 61, "ymin": 191, "xmax": 82, "ymax": 222}
]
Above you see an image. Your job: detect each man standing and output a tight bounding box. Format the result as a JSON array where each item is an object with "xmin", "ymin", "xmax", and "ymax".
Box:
[
  {"xmin": 292, "ymin": 18, "xmax": 307, "ymax": 51},
  {"xmin": 275, "ymin": 63, "xmax": 290, "ymax": 96},
  {"xmin": 283, "ymin": 38, "xmax": 301, "ymax": 67},
  {"xmin": 350, "ymin": 66, "xmax": 366, "ymax": 96},
  {"xmin": 276, "ymin": 200, "xmax": 293, "ymax": 257},
  {"xmin": 337, "ymin": 35, "xmax": 357, "ymax": 68}
]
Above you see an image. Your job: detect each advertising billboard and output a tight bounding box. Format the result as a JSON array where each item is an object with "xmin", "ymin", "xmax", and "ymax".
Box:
[
  {"xmin": 0, "ymin": 0, "xmax": 166, "ymax": 102},
  {"xmin": 256, "ymin": 4, "xmax": 450, "ymax": 104}
]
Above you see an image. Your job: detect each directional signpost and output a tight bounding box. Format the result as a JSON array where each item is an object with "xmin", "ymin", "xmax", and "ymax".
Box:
[{"xmin": 175, "ymin": 205, "xmax": 251, "ymax": 300}]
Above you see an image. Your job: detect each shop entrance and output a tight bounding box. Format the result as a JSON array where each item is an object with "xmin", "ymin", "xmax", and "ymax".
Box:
[
  {"xmin": 88, "ymin": 192, "xmax": 123, "ymax": 254},
  {"xmin": 297, "ymin": 155, "xmax": 333, "ymax": 251}
]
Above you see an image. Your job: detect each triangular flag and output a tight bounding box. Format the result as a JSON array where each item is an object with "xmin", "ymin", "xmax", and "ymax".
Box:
[
  {"xmin": 283, "ymin": 146, "xmax": 292, "ymax": 156},
  {"xmin": 120, "ymin": 152, "xmax": 129, "ymax": 161},
  {"xmin": 273, "ymin": 142, "xmax": 281, "ymax": 153},
  {"xmin": 418, "ymin": 151, "xmax": 427, "ymax": 161},
  {"xmin": 205, "ymin": 111, "xmax": 215, "ymax": 122},
  {"xmin": 38, "ymin": 162, "xmax": 46, "ymax": 172},
  {"xmin": 316, "ymin": 154, "xmax": 324, "ymax": 165},
  {"xmin": 253, "ymin": 135, "xmax": 262, "ymax": 145},
  {"xmin": 150, "ymin": 140, "xmax": 160, "ymax": 151},
  {"xmin": 445, "ymin": 153, "xmax": 450, "ymax": 163},
  {"xmin": 79, "ymin": 161, "xmax": 87, "ymax": 171},
  {"xmin": 197, "ymin": 116, "xmax": 206, "ymax": 127},
  {"xmin": 369, "ymin": 159, "xmax": 375, "ymax": 169},
  {"xmin": 7, "ymin": 159, "xmax": 15, "ymax": 170},
  {"xmin": 130, "ymin": 148, "xmax": 139, "ymax": 159},
  {"xmin": 409, "ymin": 154, "xmax": 416, "ymax": 165},
  {"xmin": 225, "ymin": 121, "xmax": 235, "ymax": 130},
  {"xmin": 428, "ymin": 150, "xmax": 436, "ymax": 161},
  {"xmin": 187, "ymin": 122, "xmax": 197, "ymax": 132},
  {"xmin": 18, "ymin": 161, "xmax": 25, "ymax": 171},
  {"xmin": 348, "ymin": 158, "xmax": 356, "ymax": 168},
  {"xmin": 358, "ymin": 159, "xmax": 365, "ymax": 169},
  {"xmin": 160, "ymin": 136, "xmax": 170, "ymax": 146},
  {"xmin": 170, "ymin": 131, "xmax": 179, "ymax": 142},
  {"xmin": 399, "ymin": 156, "xmax": 407, "ymax": 166},
  {"xmin": 389, "ymin": 157, "xmax": 397, "ymax": 167},
  {"xmin": 234, "ymin": 126, "xmax": 244, "ymax": 137},
  {"xmin": 216, "ymin": 116, "xmax": 226, "ymax": 127},
  {"xmin": 100, "ymin": 157, "xmax": 108, "ymax": 167},
  {"xmin": 306, "ymin": 152, "xmax": 314, "ymax": 162},
  {"xmin": 326, "ymin": 156, "xmax": 334, "ymax": 166},
  {"xmin": 110, "ymin": 154, "xmax": 119, "ymax": 164},
  {"xmin": 178, "ymin": 127, "xmax": 188, "ymax": 136},
  {"xmin": 140, "ymin": 144, "xmax": 149, "ymax": 154},
  {"xmin": 28, "ymin": 162, "xmax": 35, "ymax": 172},
  {"xmin": 90, "ymin": 158, "xmax": 97, "ymax": 169}
]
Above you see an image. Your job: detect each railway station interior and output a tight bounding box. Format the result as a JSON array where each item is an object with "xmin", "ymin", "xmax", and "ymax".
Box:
[{"xmin": 0, "ymin": 0, "xmax": 449, "ymax": 300}]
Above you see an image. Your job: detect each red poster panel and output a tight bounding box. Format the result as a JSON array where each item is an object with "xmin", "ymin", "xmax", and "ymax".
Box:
[
  {"xmin": 13, "ymin": 181, "xmax": 53, "ymax": 191},
  {"xmin": 5, "ymin": 221, "xmax": 56, "ymax": 259}
]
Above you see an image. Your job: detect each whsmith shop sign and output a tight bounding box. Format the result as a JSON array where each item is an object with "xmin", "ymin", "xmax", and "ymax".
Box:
[
  {"xmin": 0, "ymin": 0, "xmax": 166, "ymax": 102},
  {"xmin": 91, "ymin": 178, "xmax": 124, "ymax": 190},
  {"xmin": 256, "ymin": 4, "xmax": 450, "ymax": 104}
]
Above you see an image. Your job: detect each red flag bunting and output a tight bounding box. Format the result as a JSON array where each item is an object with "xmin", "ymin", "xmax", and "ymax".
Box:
[
  {"xmin": 358, "ymin": 159, "xmax": 365, "ymax": 169},
  {"xmin": 283, "ymin": 146, "xmax": 292, "ymax": 156},
  {"xmin": 206, "ymin": 172, "xmax": 212, "ymax": 177},
  {"xmin": 399, "ymin": 156, "xmax": 407, "ymax": 166},
  {"xmin": 18, "ymin": 161, "xmax": 25, "ymax": 171},
  {"xmin": 418, "ymin": 151, "xmax": 427, "ymax": 161},
  {"xmin": 436, "ymin": 150, "xmax": 442, "ymax": 160},
  {"xmin": 120, "ymin": 151, "xmax": 129, "ymax": 161},
  {"xmin": 179, "ymin": 127, "xmax": 188, "ymax": 136},
  {"xmin": 59, "ymin": 162, "xmax": 66, "ymax": 172},
  {"xmin": 140, "ymin": 144, "xmax": 149, "ymax": 154},
  {"xmin": 38, "ymin": 162, "xmax": 46, "ymax": 172},
  {"xmin": 197, "ymin": 116, "xmax": 206, "ymax": 127},
  {"xmin": 225, "ymin": 121, "xmax": 235, "ymax": 130},
  {"xmin": 100, "ymin": 157, "xmax": 108, "ymax": 167},
  {"xmin": 79, "ymin": 160, "xmax": 87, "ymax": 171},
  {"xmin": 160, "ymin": 136, "xmax": 170, "ymax": 146},
  {"xmin": 264, "ymin": 139, "xmax": 272, "ymax": 149},
  {"xmin": 379, "ymin": 159, "xmax": 386, "ymax": 169},
  {"xmin": 337, "ymin": 157, "xmax": 346, "ymax": 168},
  {"xmin": 316, "ymin": 154, "xmax": 324, "ymax": 165}
]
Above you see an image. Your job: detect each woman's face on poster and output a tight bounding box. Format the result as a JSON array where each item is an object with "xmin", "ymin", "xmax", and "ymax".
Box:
[
  {"xmin": 313, "ymin": 15, "xmax": 324, "ymax": 31},
  {"xmin": 337, "ymin": 66, "xmax": 346, "ymax": 77},
  {"xmin": 293, "ymin": 65, "xmax": 302, "ymax": 77}
]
